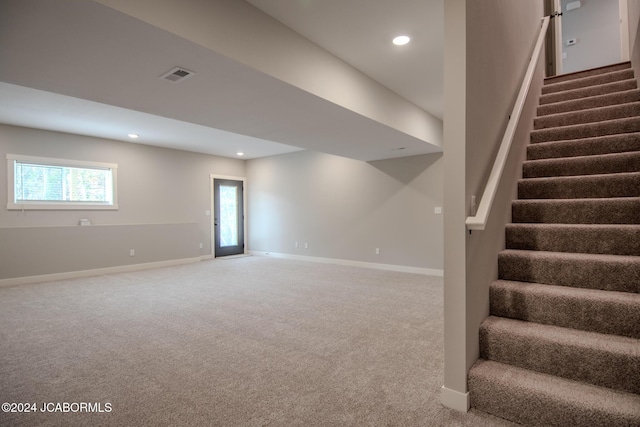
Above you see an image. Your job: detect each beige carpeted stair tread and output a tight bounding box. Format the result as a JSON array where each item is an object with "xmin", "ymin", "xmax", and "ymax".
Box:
[
  {"xmin": 534, "ymin": 102, "xmax": 640, "ymax": 130},
  {"xmin": 539, "ymin": 79, "xmax": 637, "ymax": 105},
  {"xmin": 530, "ymin": 116, "xmax": 640, "ymax": 143},
  {"xmin": 526, "ymin": 132, "xmax": 640, "ymax": 160},
  {"xmin": 544, "ymin": 62, "xmax": 631, "ymax": 85},
  {"xmin": 468, "ymin": 359, "xmax": 640, "ymax": 427},
  {"xmin": 498, "ymin": 249, "xmax": 640, "ymax": 292},
  {"xmin": 512, "ymin": 197, "xmax": 640, "ymax": 224},
  {"xmin": 505, "ymin": 223, "xmax": 640, "ymax": 255},
  {"xmin": 490, "ymin": 280, "xmax": 640, "ymax": 338},
  {"xmin": 542, "ymin": 68, "xmax": 634, "ymax": 95},
  {"xmin": 522, "ymin": 151, "xmax": 640, "ymax": 178},
  {"xmin": 518, "ymin": 172, "xmax": 640, "ymax": 199},
  {"xmin": 480, "ymin": 316, "xmax": 640, "ymax": 393},
  {"xmin": 537, "ymin": 89, "xmax": 640, "ymax": 116}
]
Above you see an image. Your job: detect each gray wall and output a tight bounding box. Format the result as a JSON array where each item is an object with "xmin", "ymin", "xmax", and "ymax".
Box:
[
  {"xmin": 443, "ymin": 0, "xmax": 544, "ymax": 409},
  {"xmin": 561, "ymin": 0, "xmax": 622, "ymax": 73},
  {"xmin": 0, "ymin": 124, "xmax": 244, "ymax": 280},
  {"xmin": 246, "ymin": 150, "xmax": 443, "ymax": 271}
]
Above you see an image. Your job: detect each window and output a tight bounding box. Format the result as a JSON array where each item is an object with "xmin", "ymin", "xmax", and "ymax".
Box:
[{"xmin": 7, "ymin": 154, "xmax": 118, "ymax": 210}]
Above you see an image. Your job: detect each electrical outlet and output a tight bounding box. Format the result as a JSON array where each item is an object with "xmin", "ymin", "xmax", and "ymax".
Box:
[
  {"xmin": 375, "ymin": 248, "xmax": 380, "ymax": 255},
  {"xmin": 304, "ymin": 243, "xmax": 309, "ymax": 249},
  {"xmin": 129, "ymin": 249, "xmax": 135, "ymax": 256},
  {"xmin": 295, "ymin": 241, "xmax": 299, "ymax": 248},
  {"xmin": 199, "ymin": 243, "xmax": 203, "ymax": 249},
  {"xmin": 434, "ymin": 207, "xmax": 442, "ymax": 214}
]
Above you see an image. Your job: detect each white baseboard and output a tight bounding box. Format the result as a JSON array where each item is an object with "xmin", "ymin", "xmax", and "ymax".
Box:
[
  {"xmin": 440, "ymin": 385, "xmax": 470, "ymax": 412},
  {"xmin": 0, "ymin": 257, "xmax": 202, "ymax": 287},
  {"xmin": 249, "ymin": 251, "xmax": 443, "ymax": 276}
]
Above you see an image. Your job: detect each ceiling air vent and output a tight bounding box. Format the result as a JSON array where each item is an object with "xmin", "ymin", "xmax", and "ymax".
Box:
[{"xmin": 160, "ymin": 67, "xmax": 195, "ymax": 83}]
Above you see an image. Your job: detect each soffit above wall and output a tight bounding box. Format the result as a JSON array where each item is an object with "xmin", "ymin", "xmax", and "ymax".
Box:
[{"xmin": 0, "ymin": 0, "xmax": 442, "ymax": 161}]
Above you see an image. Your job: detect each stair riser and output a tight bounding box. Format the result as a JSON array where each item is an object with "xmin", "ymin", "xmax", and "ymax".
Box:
[
  {"xmin": 527, "ymin": 133, "xmax": 640, "ymax": 160},
  {"xmin": 537, "ymin": 90, "xmax": 640, "ymax": 116},
  {"xmin": 518, "ymin": 174, "xmax": 640, "ymax": 199},
  {"xmin": 480, "ymin": 322, "xmax": 640, "ymax": 393},
  {"xmin": 490, "ymin": 281, "xmax": 640, "ymax": 338},
  {"xmin": 523, "ymin": 153, "xmax": 640, "ymax": 178},
  {"xmin": 469, "ymin": 360, "xmax": 640, "ymax": 427},
  {"xmin": 498, "ymin": 252, "xmax": 640, "ymax": 292},
  {"xmin": 544, "ymin": 62, "xmax": 631, "ymax": 85},
  {"xmin": 530, "ymin": 117, "xmax": 640, "ymax": 144},
  {"xmin": 512, "ymin": 199, "xmax": 640, "ymax": 224},
  {"xmin": 505, "ymin": 225, "xmax": 640, "ymax": 255},
  {"xmin": 534, "ymin": 103, "xmax": 640, "ymax": 130},
  {"xmin": 542, "ymin": 69, "xmax": 635, "ymax": 95},
  {"xmin": 539, "ymin": 79, "xmax": 637, "ymax": 105}
]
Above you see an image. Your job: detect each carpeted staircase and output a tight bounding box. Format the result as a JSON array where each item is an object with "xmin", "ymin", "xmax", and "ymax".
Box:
[{"xmin": 468, "ymin": 62, "xmax": 640, "ymax": 426}]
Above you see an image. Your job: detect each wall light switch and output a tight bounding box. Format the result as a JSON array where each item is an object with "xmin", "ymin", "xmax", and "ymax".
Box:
[
  {"xmin": 205, "ymin": 210, "xmax": 211, "ymax": 216},
  {"xmin": 434, "ymin": 207, "xmax": 442, "ymax": 215}
]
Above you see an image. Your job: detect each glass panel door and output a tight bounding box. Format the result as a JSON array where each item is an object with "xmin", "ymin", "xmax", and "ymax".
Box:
[{"xmin": 214, "ymin": 179, "xmax": 244, "ymax": 257}]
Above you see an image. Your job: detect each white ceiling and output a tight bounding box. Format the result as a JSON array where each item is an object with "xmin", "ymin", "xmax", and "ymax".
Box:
[
  {"xmin": 247, "ymin": 0, "xmax": 444, "ymax": 119},
  {"xmin": 0, "ymin": 0, "xmax": 444, "ymax": 161}
]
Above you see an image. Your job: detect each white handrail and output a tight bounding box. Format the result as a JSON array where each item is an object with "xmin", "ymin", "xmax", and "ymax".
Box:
[{"xmin": 466, "ymin": 16, "xmax": 550, "ymax": 231}]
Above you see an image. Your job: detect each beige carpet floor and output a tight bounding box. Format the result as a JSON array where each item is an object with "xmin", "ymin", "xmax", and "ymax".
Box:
[{"xmin": 0, "ymin": 256, "xmax": 515, "ymax": 426}]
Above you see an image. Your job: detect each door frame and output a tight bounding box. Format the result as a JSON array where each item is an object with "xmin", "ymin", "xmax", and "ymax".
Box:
[
  {"xmin": 554, "ymin": 0, "xmax": 563, "ymax": 75},
  {"xmin": 620, "ymin": 0, "xmax": 630, "ymax": 62},
  {"xmin": 209, "ymin": 174, "xmax": 247, "ymax": 258}
]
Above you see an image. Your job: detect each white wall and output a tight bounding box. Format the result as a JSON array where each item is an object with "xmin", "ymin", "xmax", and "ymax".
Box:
[
  {"xmin": 0, "ymin": 124, "xmax": 244, "ymax": 281},
  {"xmin": 561, "ymin": 0, "xmax": 622, "ymax": 73},
  {"xmin": 442, "ymin": 0, "xmax": 545, "ymax": 411},
  {"xmin": 246, "ymin": 150, "xmax": 443, "ymax": 272}
]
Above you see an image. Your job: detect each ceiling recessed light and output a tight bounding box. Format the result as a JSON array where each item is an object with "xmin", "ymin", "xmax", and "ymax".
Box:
[
  {"xmin": 392, "ymin": 35, "xmax": 411, "ymax": 46},
  {"xmin": 128, "ymin": 133, "xmax": 139, "ymax": 139},
  {"xmin": 236, "ymin": 152, "xmax": 245, "ymax": 156}
]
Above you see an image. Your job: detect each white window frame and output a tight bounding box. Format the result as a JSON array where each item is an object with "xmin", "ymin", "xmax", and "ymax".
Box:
[{"xmin": 7, "ymin": 154, "xmax": 118, "ymax": 210}]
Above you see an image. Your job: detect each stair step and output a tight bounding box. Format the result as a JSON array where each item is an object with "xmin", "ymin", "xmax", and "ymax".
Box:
[
  {"xmin": 490, "ymin": 280, "xmax": 640, "ymax": 338},
  {"xmin": 544, "ymin": 62, "xmax": 631, "ymax": 85},
  {"xmin": 527, "ymin": 132, "xmax": 640, "ymax": 160},
  {"xmin": 530, "ymin": 116, "xmax": 640, "ymax": 143},
  {"xmin": 512, "ymin": 197, "xmax": 640, "ymax": 224},
  {"xmin": 518, "ymin": 172, "xmax": 640, "ymax": 199},
  {"xmin": 523, "ymin": 151, "xmax": 640, "ymax": 178},
  {"xmin": 534, "ymin": 102, "xmax": 640, "ymax": 130},
  {"xmin": 480, "ymin": 316, "xmax": 640, "ymax": 393},
  {"xmin": 542, "ymin": 69, "xmax": 635, "ymax": 95},
  {"xmin": 505, "ymin": 224, "xmax": 640, "ymax": 255},
  {"xmin": 498, "ymin": 249, "xmax": 640, "ymax": 293},
  {"xmin": 468, "ymin": 359, "xmax": 640, "ymax": 427},
  {"xmin": 539, "ymin": 79, "xmax": 637, "ymax": 105},
  {"xmin": 537, "ymin": 89, "xmax": 640, "ymax": 116}
]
